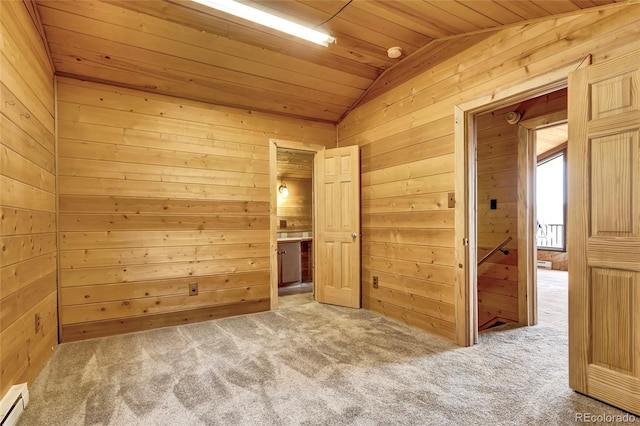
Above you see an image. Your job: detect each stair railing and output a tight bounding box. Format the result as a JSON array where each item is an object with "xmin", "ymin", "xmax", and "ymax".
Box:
[{"xmin": 478, "ymin": 236, "xmax": 512, "ymax": 266}]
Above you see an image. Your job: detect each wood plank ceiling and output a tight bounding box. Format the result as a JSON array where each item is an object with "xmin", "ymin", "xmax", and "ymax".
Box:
[
  {"xmin": 536, "ymin": 123, "xmax": 568, "ymax": 156},
  {"xmin": 36, "ymin": 0, "xmax": 619, "ymax": 122}
]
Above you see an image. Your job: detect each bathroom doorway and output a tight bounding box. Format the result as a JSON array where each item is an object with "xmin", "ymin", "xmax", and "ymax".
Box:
[{"xmin": 276, "ymin": 147, "xmax": 315, "ymax": 308}]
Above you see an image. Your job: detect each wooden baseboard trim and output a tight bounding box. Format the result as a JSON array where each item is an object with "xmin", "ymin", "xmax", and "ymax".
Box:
[{"xmin": 60, "ymin": 299, "xmax": 270, "ymax": 342}]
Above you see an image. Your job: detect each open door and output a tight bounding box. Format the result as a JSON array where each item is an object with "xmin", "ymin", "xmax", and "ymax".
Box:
[
  {"xmin": 568, "ymin": 49, "xmax": 640, "ymax": 415},
  {"xmin": 314, "ymin": 145, "xmax": 361, "ymax": 308}
]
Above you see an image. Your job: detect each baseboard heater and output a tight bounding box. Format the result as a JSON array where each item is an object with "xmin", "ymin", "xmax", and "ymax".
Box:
[
  {"xmin": 0, "ymin": 383, "xmax": 29, "ymax": 426},
  {"xmin": 537, "ymin": 260, "xmax": 552, "ymax": 269}
]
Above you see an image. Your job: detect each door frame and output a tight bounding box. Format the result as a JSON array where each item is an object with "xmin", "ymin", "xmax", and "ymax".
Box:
[
  {"xmin": 454, "ymin": 56, "xmax": 591, "ymax": 346},
  {"xmin": 268, "ymin": 139, "xmax": 326, "ymax": 310}
]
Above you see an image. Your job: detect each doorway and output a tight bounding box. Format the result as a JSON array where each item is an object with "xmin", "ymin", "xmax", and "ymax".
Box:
[
  {"xmin": 453, "ymin": 58, "xmax": 585, "ymax": 345},
  {"xmin": 535, "ymin": 126, "xmax": 568, "ymax": 272},
  {"xmin": 456, "ymin": 50, "xmax": 640, "ymax": 415},
  {"xmin": 269, "ymin": 140, "xmax": 362, "ymax": 311},
  {"xmin": 473, "ymin": 92, "xmax": 567, "ymax": 335},
  {"xmin": 276, "ymin": 148, "xmax": 315, "ymax": 309},
  {"xmin": 268, "ymin": 139, "xmax": 325, "ymax": 310}
]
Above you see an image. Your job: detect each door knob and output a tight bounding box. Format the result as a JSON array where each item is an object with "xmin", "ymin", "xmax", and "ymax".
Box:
[{"xmin": 352, "ymin": 232, "xmax": 357, "ymax": 239}]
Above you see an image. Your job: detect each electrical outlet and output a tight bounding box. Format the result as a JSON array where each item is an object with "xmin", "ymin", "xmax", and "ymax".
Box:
[
  {"xmin": 189, "ymin": 283, "xmax": 198, "ymax": 296},
  {"xmin": 35, "ymin": 313, "xmax": 41, "ymax": 333},
  {"xmin": 372, "ymin": 276, "xmax": 379, "ymax": 288}
]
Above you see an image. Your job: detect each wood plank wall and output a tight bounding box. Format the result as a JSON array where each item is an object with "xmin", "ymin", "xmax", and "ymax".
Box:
[
  {"xmin": 277, "ymin": 150, "xmax": 313, "ymax": 231},
  {"xmin": 0, "ymin": 0, "xmax": 57, "ymax": 398},
  {"xmin": 476, "ymin": 90, "xmax": 567, "ymax": 329},
  {"xmin": 476, "ymin": 107, "xmax": 520, "ymax": 328},
  {"xmin": 56, "ymin": 77, "xmax": 334, "ymax": 341},
  {"xmin": 277, "ymin": 178, "xmax": 312, "ymax": 231},
  {"xmin": 339, "ymin": 4, "xmax": 640, "ymax": 341}
]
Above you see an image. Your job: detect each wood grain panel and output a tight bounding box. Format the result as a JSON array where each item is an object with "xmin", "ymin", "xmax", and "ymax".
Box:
[
  {"xmin": 590, "ymin": 268, "xmax": 635, "ymax": 374},
  {"xmin": 0, "ymin": 292, "xmax": 57, "ymax": 398},
  {"xmin": 60, "ymin": 243, "xmax": 268, "ymax": 269},
  {"xmin": 60, "ymin": 299, "xmax": 270, "ymax": 342},
  {"xmin": 590, "ymin": 132, "xmax": 637, "ymax": 236},
  {"xmin": 363, "ymin": 242, "xmax": 455, "ymax": 267},
  {"xmin": 34, "ymin": 0, "xmax": 615, "ymax": 122},
  {"xmin": 60, "ymin": 271, "xmax": 269, "ymax": 306},
  {"xmin": 339, "ymin": 5, "xmax": 635, "ymax": 144},
  {"xmin": 340, "ymin": 5, "xmax": 638, "ymax": 341},
  {"xmin": 361, "ymin": 192, "xmax": 450, "ymax": 214},
  {"xmin": 362, "ymin": 269, "xmax": 455, "ymax": 304},
  {"xmin": 569, "ymin": 49, "xmax": 640, "ymax": 413},
  {"xmin": 60, "ymin": 230, "xmax": 269, "ymax": 250},
  {"xmin": 59, "ymin": 196, "xmax": 268, "ymax": 215},
  {"xmin": 0, "ymin": 232, "xmax": 56, "ymax": 267},
  {"xmin": 363, "ymin": 284, "xmax": 455, "ymax": 323},
  {"xmin": 1, "ymin": 272, "xmax": 56, "ymax": 332},
  {"xmin": 59, "ymin": 213, "xmax": 269, "ymax": 232},
  {"xmin": 56, "ymin": 77, "xmax": 334, "ymax": 340},
  {"xmin": 475, "ymin": 106, "xmax": 520, "ymax": 329},
  {"xmin": 54, "ymin": 77, "xmax": 335, "ymax": 143},
  {"xmin": 363, "ymin": 228, "xmax": 454, "ymax": 248},
  {"xmin": 277, "ymin": 177, "xmax": 312, "ymax": 231},
  {"xmin": 0, "ymin": 0, "xmax": 57, "ymax": 399},
  {"xmin": 61, "ymin": 284, "xmax": 270, "ymax": 324}
]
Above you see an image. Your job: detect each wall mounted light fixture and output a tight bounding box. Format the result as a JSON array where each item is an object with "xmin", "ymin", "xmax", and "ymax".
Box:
[{"xmin": 279, "ymin": 182, "xmax": 289, "ymax": 197}]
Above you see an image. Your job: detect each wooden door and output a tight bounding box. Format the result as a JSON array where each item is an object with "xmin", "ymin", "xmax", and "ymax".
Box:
[
  {"xmin": 315, "ymin": 146, "xmax": 361, "ymax": 308},
  {"xmin": 568, "ymin": 49, "xmax": 640, "ymax": 415}
]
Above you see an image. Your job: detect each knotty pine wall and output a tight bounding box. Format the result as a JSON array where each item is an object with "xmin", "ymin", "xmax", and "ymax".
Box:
[
  {"xmin": 0, "ymin": 1, "xmax": 57, "ymax": 397},
  {"xmin": 277, "ymin": 150, "xmax": 313, "ymax": 231},
  {"xmin": 339, "ymin": 4, "xmax": 640, "ymax": 342},
  {"xmin": 476, "ymin": 90, "xmax": 567, "ymax": 330},
  {"xmin": 277, "ymin": 177, "xmax": 312, "ymax": 231},
  {"xmin": 57, "ymin": 77, "xmax": 334, "ymax": 341},
  {"xmin": 476, "ymin": 107, "xmax": 520, "ymax": 329}
]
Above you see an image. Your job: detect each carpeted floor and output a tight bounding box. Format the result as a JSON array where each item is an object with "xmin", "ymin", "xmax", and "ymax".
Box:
[
  {"xmin": 19, "ymin": 270, "xmax": 633, "ymax": 425},
  {"xmin": 278, "ymin": 282, "xmax": 313, "ymax": 309}
]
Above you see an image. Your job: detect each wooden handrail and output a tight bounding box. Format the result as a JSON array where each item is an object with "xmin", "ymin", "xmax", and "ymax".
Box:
[{"xmin": 478, "ymin": 236, "xmax": 512, "ymax": 266}]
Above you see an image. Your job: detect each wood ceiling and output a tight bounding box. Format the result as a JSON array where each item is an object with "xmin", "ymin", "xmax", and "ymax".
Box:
[
  {"xmin": 36, "ymin": 0, "xmax": 619, "ymax": 123},
  {"xmin": 536, "ymin": 123, "xmax": 568, "ymax": 156}
]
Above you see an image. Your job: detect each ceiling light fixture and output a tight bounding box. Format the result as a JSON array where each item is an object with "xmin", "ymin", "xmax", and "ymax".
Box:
[
  {"xmin": 192, "ymin": 0, "xmax": 336, "ymax": 47},
  {"xmin": 387, "ymin": 46, "xmax": 402, "ymax": 59}
]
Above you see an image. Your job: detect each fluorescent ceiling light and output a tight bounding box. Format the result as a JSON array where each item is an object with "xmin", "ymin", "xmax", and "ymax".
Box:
[{"xmin": 192, "ymin": 0, "xmax": 336, "ymax": 47}]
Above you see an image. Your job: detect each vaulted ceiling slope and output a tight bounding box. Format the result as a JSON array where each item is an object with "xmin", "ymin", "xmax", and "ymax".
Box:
[{"xmin": 36, "ymin": 0, "xmax": 619, "ymax": 122}]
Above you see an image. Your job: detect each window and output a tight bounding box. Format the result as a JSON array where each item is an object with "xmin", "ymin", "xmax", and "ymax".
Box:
[{"xmin": 536, "ymin": 151, "xmax": 566, "ymax": 251}]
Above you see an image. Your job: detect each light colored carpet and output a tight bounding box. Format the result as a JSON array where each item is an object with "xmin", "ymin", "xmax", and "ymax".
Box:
[
  {"xmin": 278, "ymin": 282, "xmax": 313, "ymax": 296},
  {"xmin": 278, "ymin": 281, "xmax": 314, "ymax": 309},
  {"xmin": 19, "ymin": 270, "xmax": 633, "ymax": 425},
  {"xmin": 277, "ymin": 292, "xmax": 314, "ymax": 310}
]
